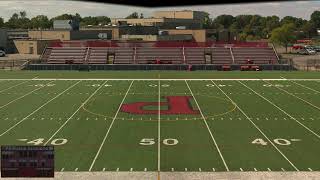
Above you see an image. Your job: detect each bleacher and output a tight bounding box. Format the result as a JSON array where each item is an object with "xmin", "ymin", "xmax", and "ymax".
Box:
[
  {"xmin": 41, "ymin": 41, "xmax": 279, "ymax": 65},
  {"xmin": 185, "ymin": 48, "xmax": 205, "ymax": 64},
  {"xmin": 136, "ymin": 47, "xmax": 184, "ymax": 64},
  {"xmin": 113, "ymin": 48, "xmax": 134, "ymax": 64},
  {"xmin": 232, "ymin": 47, "xmax": 278, "ymax": 64},
  {"xmin": 211, "ymin": 47, "xmax": 234, "ymax": 64},
  {"xmin": 47, "ymin": 47, "xmax": 87, "ymax": 64},
  {"xmin": 87, "ymin": 48, "xmax": 108, "ymax": 64}
]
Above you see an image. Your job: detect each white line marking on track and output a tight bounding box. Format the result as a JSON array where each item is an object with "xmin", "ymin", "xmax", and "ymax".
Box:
[
  {"xmin": 239, "ymin": 81, "xmax": 320, "ymax": 140},
  {"xmin": 215, "ymin": 80, "xmax": 299, "ymax": 171},
  {"xmin": 44, "ymin": 80, "xmax": 106, "ymax": 146},
  {"xmin": 89, "ymin": 81, "xmax": 134, "ymax": 171},
  {"xmin": 185, "ymin": 80, "xmax": 229, "ymax": 171}
]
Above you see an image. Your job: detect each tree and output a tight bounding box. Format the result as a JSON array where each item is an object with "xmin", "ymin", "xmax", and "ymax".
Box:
[
  {"xmin": 270, "ymin": 23, "xmax": 297, "ymax": 53},
  {"xmin": 5, "ymin": 11, "xmax": 31, "ymax": 29},
  {"xmin": 126, "ymin": 12, "xmax": 139, "ymax": 19},
  {"xmin": 80, "ymin": 16, "xmax": 110, "ymax": 26},
  {"xmin": 310, "ymin": 11, "xmax": 320, "ymax": 31},
  {"xmin": 0, "ymin": 17, "xmax": 4, "ymax": 28},
  {"xmin": 140, "ymin": 13, "xmax": 144, "ymax": 19},
  {"xmin": 30, "ymin": 15, "xmax": 51, "ymax": 29},
  {"xmin": 213, "ymin": 15, "xmax": 235, "ymax": 29}
]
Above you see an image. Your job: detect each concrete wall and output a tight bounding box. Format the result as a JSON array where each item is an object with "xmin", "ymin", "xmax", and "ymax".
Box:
[
  {"xmin": 121, "ymin": 35, "xmax": 158, "ymax": 41},
  {"xmin": 29, "ymin": 30, "xmax": 71, "ymax": 40},
  {"xmin": 0, "ymin": 29, "xmax": 7, "ymax": 51},
  {"xmin": 70, "ymin": 30, "xmax": 112, "ymax": 40},
  {"xmin": 154, "ymin": 11, "xmax": 206, "ymax": 23},
  {"xmin": 163, "ymin": 29, "xmax": 206, "ymax": 42},
  {"xmin": 14, "ymin": 40, "xmax": 52, "ymax": 55},
  {"xmin": 111, "ymin": 18, "xmax": 164, "ymax": 26}
]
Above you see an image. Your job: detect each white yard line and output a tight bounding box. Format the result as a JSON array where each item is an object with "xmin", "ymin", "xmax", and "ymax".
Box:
[
  {"xmin": 185, "ymin": 80, "xmax": 229, "ymax": 171},
  {"xmin": 238, "ymin": 81, "xmax": 320, "ymax": 140},
  {"xmin": 0, "ymin": 80, "xmax": 69, "ymax": 137},
  {"xmin": 158, "ymin": 80, "xmax": 161, "ymax": 172},
  {"xmin": 0, "ymin": 80, "xmax": 29, "ymax": 93},
  {"xmin": 0, "ymin": 78, "xmax": 319, "ymax": 81},
  {"xmin": 88, "ymin": 80, "xmax": 134, "ymax": 171},
  {"xmin": 289, "ymin": 81, "xmax": 320, "ymax": 94},
  {"xmin": 44, "ymin": 80, "xmax": 108, "ymax": 145},
  {"xmin": 264, "ymin": 80, "xmax": 320, "ymax": 111},
  {"xmin": 0, "ymin": 83, "xmax": 49, "ymax": 110},
  {"xmin": 211, "ymin": 80, "xmax": 299, "ymax": 171}
]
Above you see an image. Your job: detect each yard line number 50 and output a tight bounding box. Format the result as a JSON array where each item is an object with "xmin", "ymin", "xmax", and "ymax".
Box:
[{"xmin": 139, "ymin": 138, "xmax": 178, "ymax": 146}]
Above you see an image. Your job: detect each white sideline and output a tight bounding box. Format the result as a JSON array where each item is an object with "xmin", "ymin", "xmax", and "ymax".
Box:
[
  {"xmin": 44, "ymin": 80, "xmax": 108, "ymax": 145},
  {"xmin": 238, "ymin": 81, "xmax": 320, "ymax": 139},
  {"xmin": 88, "ymin": 80, "xmax": 134, "ymax": 171},
  {"xmin": 211, "ymin": 80, "xmax": 299, "ymax": 171},
  {"xmin": 0, "ymin": 78, "xmax": 319, "ymax": 81},
  {"xmin": 185, "ymin": 80, "xmax": 230, "ymax": 171},
  {"xmin": 0, "ymin": 80, "xmax": 61, "ymax": 137}
]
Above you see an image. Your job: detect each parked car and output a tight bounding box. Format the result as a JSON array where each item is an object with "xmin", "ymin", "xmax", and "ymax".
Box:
[
  {"xmin": 298, "ymin": 47, "xmax": 316, "ymax": 55},
  {"xmin": 0, "ymin": 50, "xmax": 5, "ymax": 57}
]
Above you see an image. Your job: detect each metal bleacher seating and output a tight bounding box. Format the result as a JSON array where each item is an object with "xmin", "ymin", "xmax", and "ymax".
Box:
[
  {"xmin": 184, "ymin": 48, "xmax": 205, "ymax": 64},
  {"xmin": 136, "ymin": 47, "xmax": 184, "ymax": 64},
  {"xmin": 232, "ymin": 47, "xmax": 278, "ymax": 64}
]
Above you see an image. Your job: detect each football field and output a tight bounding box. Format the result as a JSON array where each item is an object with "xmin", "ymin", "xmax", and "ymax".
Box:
[{"xmin": 0, "ymin": 71, "xmax": 319, "ymax": 173}]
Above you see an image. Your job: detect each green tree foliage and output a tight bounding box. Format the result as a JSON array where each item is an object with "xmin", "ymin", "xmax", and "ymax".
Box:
[
  {"xmin": 80, "ymin": 16, "xmax": 111, "ymax": 26},
  {"xmin": 126, "ymin": 12, "xmax": 139, "ymax": 19},
  {"xmin": 30, "ymin": 15, "xmax": 51, "ymax": 29},
  {"xmin": 270, "ymin": 23, "xmax": 297, "ymax": 53},
  {"xmin": 310, "ymin": 11, "xmax": 320, "ymax": 28},
  {"xmin": 0, "ymin": 17, "xmax": 4, "ymax": 28},
  {"xmin": 5, "ymin": 11, "xmax": 31, "ymax": 29},
  {"xmin": 213, "ymin": 14, "xmax": 235, "ymax": 29}
]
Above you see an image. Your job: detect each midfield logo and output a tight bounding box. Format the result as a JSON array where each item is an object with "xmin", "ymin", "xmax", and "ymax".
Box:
[{"xmin": 121, "ymin": 96, "xmax": 199, "ymax": 115}]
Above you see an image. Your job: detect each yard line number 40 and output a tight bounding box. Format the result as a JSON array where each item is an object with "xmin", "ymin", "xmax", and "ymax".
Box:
[
  {"xmin": 139, "ymin": 138, "xmax": 178, "ymax": 146},
  {"xmin": 17, "ymin": 138, "xmax": 68, "ymax": 146},
  {"xmin": 252, "ymin": 138, "xmax": 301, "ymax": 146}
]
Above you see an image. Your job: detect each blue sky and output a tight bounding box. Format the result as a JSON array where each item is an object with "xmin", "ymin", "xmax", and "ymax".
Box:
[{"xmin": 0, "ymin": 0, "xmax": 319, "ymax": 20}]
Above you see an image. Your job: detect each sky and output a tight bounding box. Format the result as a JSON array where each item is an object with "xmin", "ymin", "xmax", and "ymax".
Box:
[{"xmin": 0, "ymin": 0, "xmax": 319, "ymax": 21}]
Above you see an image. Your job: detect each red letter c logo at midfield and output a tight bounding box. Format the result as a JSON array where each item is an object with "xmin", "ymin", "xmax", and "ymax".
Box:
[{"xmin": 121, "ymin": 96, "xmax": 199, "ymax": 115}]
